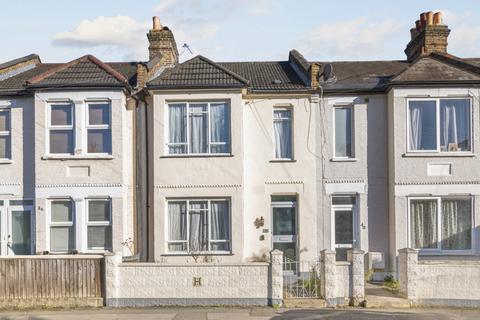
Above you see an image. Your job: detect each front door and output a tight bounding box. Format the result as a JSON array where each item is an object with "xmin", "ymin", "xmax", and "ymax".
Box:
[
  {"xmin": 332, "ymin": 195, "xmax": 357, "ymax": 261},
  {"xmin": 272, "ymin": 196, "xmax": 297, "ymax": 266},
  {"xmin": 0, "ymin": 201, "xmax": 34, "ymax": 255}
]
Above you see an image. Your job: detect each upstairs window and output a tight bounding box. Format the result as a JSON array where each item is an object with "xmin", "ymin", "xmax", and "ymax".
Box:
[
  {"xmin": 49, "ymin": 104, "xmax": 74, "ymax": 154},
  {"xmin": 87, "ymin": 103, "xmax": 112, "ymax": 154},
  {"xmin": 408, "ymin": 98, "xmax": 471, "ymax": 152},
  {"xmin": 273, "ymin": 108, "xmax": 293, "ymax": 159},
  {"xmin": 334, "ymin": 106, "xmax": 354, "ymax": 158},
  {"xmin": 0, "ymin": 109, "xmax": 11, "ymax": 159},
  {"xmin": 167, "ymin": 102, "xmax": 230, "ymax": 155}
]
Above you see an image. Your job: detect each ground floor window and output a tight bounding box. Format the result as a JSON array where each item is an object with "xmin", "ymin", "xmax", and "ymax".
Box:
[
  {"xmin": 409, "ymin": 197, "xmax": 472, "ymax": 251},
  {"xmin": 167, "ymin": 199, "xmax": 230, "ymax": 253},
  {"xmin": 49, "ymin": 198, "xmax": 112, "ymax": 253}
]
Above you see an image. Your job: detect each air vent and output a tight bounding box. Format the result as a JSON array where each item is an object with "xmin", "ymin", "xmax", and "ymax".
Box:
[{"xmin": 272, "ymin": 79, "xmax": 282, "ymax": 84}]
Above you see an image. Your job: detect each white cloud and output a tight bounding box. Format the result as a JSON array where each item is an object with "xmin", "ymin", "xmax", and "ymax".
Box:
[
  {"xmin": 52, "ymin": 15, "xmax": 150, "ymax": 60},
  {"xmin": 298, "ymin": 18, "xmax": 403, "ymax": 60},
  {"xmin": 436, "ymin": 9, "xmax": 480, "ymax": 58}
]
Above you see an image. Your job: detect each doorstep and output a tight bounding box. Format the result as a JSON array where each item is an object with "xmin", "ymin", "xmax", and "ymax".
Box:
[{"xmin": 283, "ymin": 298, "xmax": 326, "ymax": 309}]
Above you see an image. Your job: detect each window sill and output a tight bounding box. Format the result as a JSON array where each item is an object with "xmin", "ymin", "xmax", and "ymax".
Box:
[
  {"xmin": 161, "ymin": 252, "xmax": 233, "ymax": 256},
  {"xmin": 330, "ymin": 158, "xmax": 357, "ymax": 162},
  {"xmin": 160, "ymin": 154, "xmax": 233, "ymax": 159},
  {"xmin": 41, "ymin": 155, "xmax": 114, "ymax": 160},
  {"xmin": 0, "ymin": 159, "xmax": 13, "ymax": 164},
  {"xmin": 402, "ymin": 153, "xmax": 475, "ymax": 158},
  {"xmin": 270, "ymin": 159, "xmax": 296, "ymax": 163}
]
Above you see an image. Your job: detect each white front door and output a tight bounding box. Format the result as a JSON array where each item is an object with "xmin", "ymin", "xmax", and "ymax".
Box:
[
  {"xmin": 0, "ymin": 200, "xmax": 34, "ymax": 256},
  {"xmin": 331, "ymin": 195, "xmax": 357, "ymax": 261}
]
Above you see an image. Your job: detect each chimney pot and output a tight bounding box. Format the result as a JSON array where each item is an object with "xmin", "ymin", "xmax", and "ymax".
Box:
[
  {"xmin": 426, "ymin": 11, "xmax": 434, "ymax": 25},
  {"xmin": 410, "ymin": 28, "xmax": 417, "ymax": 40},
  {"xmin": 433, "ymin": 12, "xmax": 442, "ymax": 25},
  {"xmin": 152, "ymin": 16, "xmax": 162, "ymax": 30},
  {"xmin": 420, "ymin": 12, "xmax": 427, "ymax": 28},
  {"xmin": 415, "ymin": 20, "xmax": 421, "ymax": 31}
]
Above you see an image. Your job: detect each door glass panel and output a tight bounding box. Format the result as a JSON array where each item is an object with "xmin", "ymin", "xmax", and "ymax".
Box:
[
  {"xmin": 11, "ymin": 210, "xmax": 31, "ymax": 255},
  {"xmin": 273, "ymin": 207, "xmax": 296, "ymax": 236},
  {"xmin": 335, "ymin": 209, "xmax": 353, "ymax": 261},
  {"xmin": 273, "ymin": 242, "xmax": 297, "ymax": 262}
]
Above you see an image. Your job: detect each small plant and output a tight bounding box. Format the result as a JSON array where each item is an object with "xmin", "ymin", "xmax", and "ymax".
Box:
[
  {"xmin": 383, "ymin": 275, "xmax": 399, "ymax": 294},
  {"xmin": 273, "ymin": 303, "xmax": 281, "ymax": 312},
  {"xmin": 121, "ymin": 237, "xmax": 134, "ymax": 255}
]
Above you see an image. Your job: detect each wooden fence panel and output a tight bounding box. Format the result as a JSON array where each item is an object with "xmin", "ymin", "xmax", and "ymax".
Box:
[{"xmin": 0, "ymin": 256, "xmax": 104, "ymax": 308}]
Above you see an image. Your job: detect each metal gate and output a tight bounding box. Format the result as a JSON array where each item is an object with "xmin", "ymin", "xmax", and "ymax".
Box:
[{"xmin": 283, "ymin": 259, "xmax": 321, "ymax": 298}]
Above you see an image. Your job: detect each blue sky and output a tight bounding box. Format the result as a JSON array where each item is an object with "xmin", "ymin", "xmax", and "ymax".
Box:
[{"xmin": 1, "ymin": 0, "xmax": 479, "ymax": 63}]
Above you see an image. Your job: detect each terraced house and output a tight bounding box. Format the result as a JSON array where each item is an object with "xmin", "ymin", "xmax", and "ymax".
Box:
[{"xmin": 0, "ymin": 10, "xmax": 479, "ymax": 309}]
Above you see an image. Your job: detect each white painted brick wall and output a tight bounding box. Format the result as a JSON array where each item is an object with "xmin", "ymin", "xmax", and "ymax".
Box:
[
  {"xmin": 399, "ymin": 248, "xmax": 480, "ymax": 307},
  {"xmin": 105, "ymin": 252, "xmax": 283, "ymax": 306}
]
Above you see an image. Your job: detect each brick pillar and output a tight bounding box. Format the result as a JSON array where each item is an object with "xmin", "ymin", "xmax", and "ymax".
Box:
[
  {"xmin": 104, "ymin": 253, "xmax": 122, "ymax": 306},
  {"xmin": 348, "ymin": 249, "xmax": 365, "ymax": 306},
  {"xmin": 270, "ymin": 249, "xmax": 283, "ymax": 306},
  {"xmin": 320, "ymin": 250, "xmax": 337, "ymax": 307},
  {"xmin": 398, "ymin": 248, "xmax": 418, "ymax": 300}
]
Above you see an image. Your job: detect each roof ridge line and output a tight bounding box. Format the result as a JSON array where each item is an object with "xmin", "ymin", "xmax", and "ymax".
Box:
[
  {"xmin": 429, "ymin": 52, "xmax": 480, "ymax": 77},
  {"xmin": 27, "ymin": 55, "xmax": 128, "ymax": 85},
  {"xmin": 196, "ymin": 55, "xmax": 250, "ymax": 85}
]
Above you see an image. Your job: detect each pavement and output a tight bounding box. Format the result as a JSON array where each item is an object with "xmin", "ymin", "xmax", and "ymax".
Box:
[{"xmin": 0, "ymin": 307, "xmax": 479, "ymax": 320}]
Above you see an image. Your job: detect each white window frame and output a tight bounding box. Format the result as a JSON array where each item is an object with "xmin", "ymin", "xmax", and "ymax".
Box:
[
  {"xmin": 406, "ymin": 97, "xmax": 473, "ymax": 154},
  {"xmin": 333, "ymin": 105, "xmax": 355, "ymax": 159},
  {"xmin": 48, "ymin": 198, "xmax": 75, "ymax": 253},
  {"xmin": 165, "ymin": 101, "xmax": 231, "ymax": 156},
  {"xmin": 330, "ymin": 195, "xmax": 358, "ymax": 251},
  {"xmin": 47, "ymin": 103, "xmax": 74, "ymax": 156},
  {"xmin": 273, "ymin": 107, "xmax": 294, "ymax": 160},
  {"xmin": 0, "ymin": 108, "xmax": 11, "ymax": 160},
  {"xmin": 407, "ymin": 196, "xmax": 474, "ymax": 254},
  {"xmin": 86, "ymin": 198, "xmax": 112, "ymax": 251},
  {"xmin": 165, "ymin": 198, "xmax": 231, "ymax": 254},
  {"xmin": 85, "ymin": 102, "xmax": 112, "ymax": 155}
]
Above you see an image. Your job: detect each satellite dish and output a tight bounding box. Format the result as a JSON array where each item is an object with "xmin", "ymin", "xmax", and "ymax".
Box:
[{"xmin": 322, "ymin": 63, "xmax": 334, "ymax": 82}]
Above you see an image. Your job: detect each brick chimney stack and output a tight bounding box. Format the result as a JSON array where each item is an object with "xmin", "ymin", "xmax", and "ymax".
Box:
[
  {"xmin": 405, "ymin": 11, "xmax": 450, "ymax": 62},
  {"xmin": 147, "ymin": 16, "xmax": 179, "ymax": 64}
]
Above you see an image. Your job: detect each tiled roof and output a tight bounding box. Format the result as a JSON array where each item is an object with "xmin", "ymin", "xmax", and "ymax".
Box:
[
  {"xmin": 391, "ymin": 54, "xmax": 480, "ymax": 83},
  {"xmin": 27, "ymin": 55, "xmax": 129, "ymax": 88},
  {"xmin": 148, "ymin": 55, "xmax": 249, "ymax": 89},
  {"xmin": 0, "ymin": 54, "xmax": 40, "ymax": 70},
  {"xmin": 0, "ymin": 59, "xmax": 137, "ymax": 95},
  {"xmin": 312, "ymin": 60, "xmax": 409, "ymax": 92},
  {"xmin": 219, "ymin": 61, "xmax": 308, "ymax": 93}
]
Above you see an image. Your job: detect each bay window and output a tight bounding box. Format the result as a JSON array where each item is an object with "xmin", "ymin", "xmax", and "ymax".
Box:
[
  {"xmin": 167, "ymin": 199, "xmax": 231, "ymax": 253},
  {"xmin": 87, "ymin": 103, "xmax": 112, "ymax": 154},
  {"xmin": 167, "ymin": 102, "xmax": 230, "ymax": 155},
  {"xmin": 0, "ymin": 109, "xmax": 11, "ymax": 159},
  {"xmin": 409, "ymin": 197, "xmax": 472, "ymax": 252},
  {"xmin": 273, "ymin": 108, "xmax": 293, "ymax": 159},
  {"xmin": 49, "ymin": 104, "xmax": 74, "ymax": 154},
  {"xmin": 408, "ymin": 98, "xmax": 471, "ymax": 152},
  {"xmin": 334, "ymin": 106, "xmax": 353, "ymax": 158}
]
